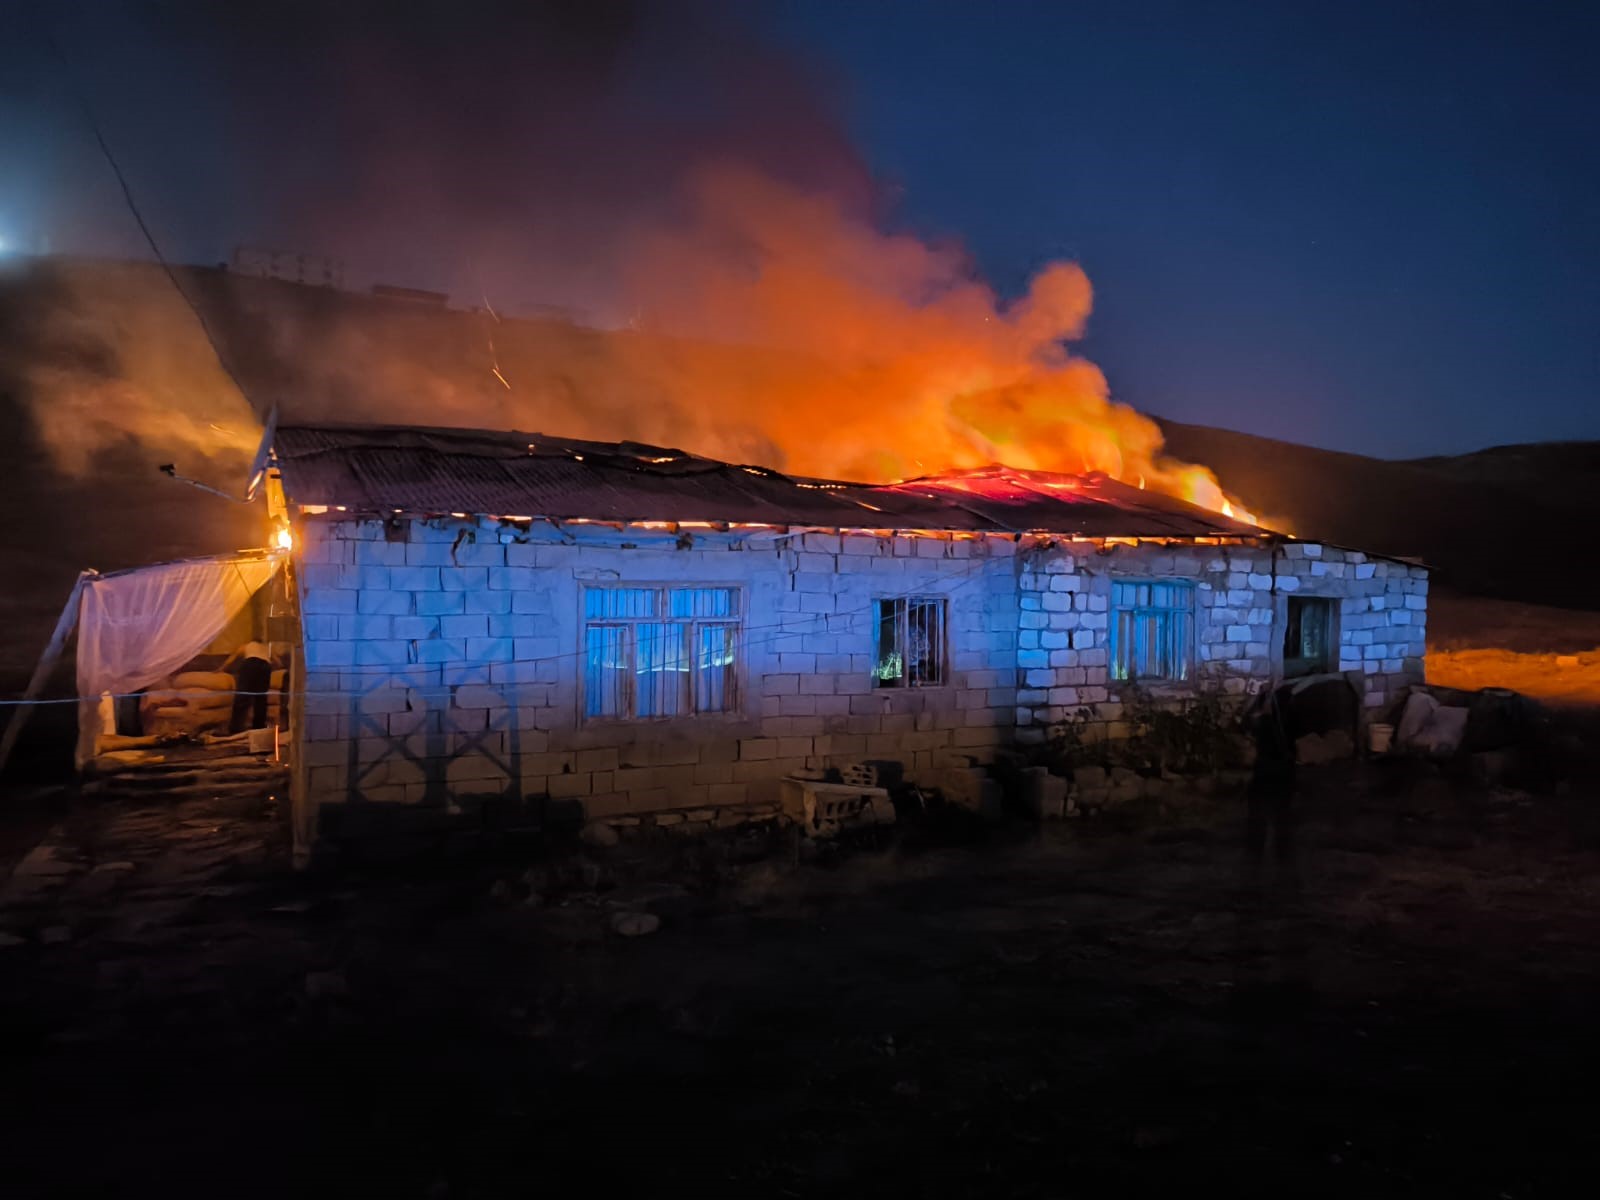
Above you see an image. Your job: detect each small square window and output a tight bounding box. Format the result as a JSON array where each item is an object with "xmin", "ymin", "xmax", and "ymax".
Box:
[
  {"xmin": 1283, "ymin": 596, "xmax": 1335, "ymax": 678},
  {"xmin": 1110, "ymin": 579, "xmax": 1194, "ymax": 682},
  {"xmin": 873, "ymin": 597, "xmax": 947, "ymax": 688}
]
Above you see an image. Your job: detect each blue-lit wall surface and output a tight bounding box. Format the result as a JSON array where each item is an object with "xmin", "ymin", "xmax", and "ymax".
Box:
[{"xmin": 292, "ymin": 515, "xmax": 1425, "ymax": 841}]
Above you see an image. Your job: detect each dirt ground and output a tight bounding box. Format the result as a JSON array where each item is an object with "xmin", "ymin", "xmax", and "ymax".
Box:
[{"xmin": 3, "ymin": 755, "xmax": 1599, "ymax": 1199}]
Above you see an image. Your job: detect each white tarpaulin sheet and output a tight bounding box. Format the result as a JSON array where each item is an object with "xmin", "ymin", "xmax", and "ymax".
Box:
[{"xmin": 75, "ymin": 554, "xmax": 282, "ymax": 763}]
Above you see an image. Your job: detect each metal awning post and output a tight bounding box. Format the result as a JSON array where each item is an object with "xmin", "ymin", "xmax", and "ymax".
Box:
[{"xmin": 0, "ymin": 571, "xmax": 92, "ymax": 779}]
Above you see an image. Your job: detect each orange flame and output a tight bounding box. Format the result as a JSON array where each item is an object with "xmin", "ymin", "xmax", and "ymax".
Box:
[{"xmin": 618, "ymin": 166, "xmax": 1257, "ymax": 525}]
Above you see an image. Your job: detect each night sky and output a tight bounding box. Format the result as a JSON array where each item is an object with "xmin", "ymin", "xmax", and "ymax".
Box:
[{"xmin": 2, "ymin": 0, "xmax": 1596, "ymax": 459}]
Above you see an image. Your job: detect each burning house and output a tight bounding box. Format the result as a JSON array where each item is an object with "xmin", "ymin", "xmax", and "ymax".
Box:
[{"xmin": 244, "ymin": 421, "xmax": 1429, "ymax": 857}]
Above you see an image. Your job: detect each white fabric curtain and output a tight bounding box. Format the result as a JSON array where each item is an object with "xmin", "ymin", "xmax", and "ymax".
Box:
[{"xmin": 75, "ymin": 556, "xmax": 282, "ymax": 763}]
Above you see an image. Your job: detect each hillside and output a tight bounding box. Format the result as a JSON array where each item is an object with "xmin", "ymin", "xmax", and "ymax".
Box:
[
  {"xmin": 2, "ymin": 255, "xmax": 1597, "ymax": 699},
  {"xmin": 1156, "ymin": 419, "xmax": 1600, "ymax": 610}
]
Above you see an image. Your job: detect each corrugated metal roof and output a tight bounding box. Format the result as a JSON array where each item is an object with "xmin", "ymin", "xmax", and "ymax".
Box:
[{"xmin": 272, "ymin": 423, "xmax": 1264, "ymax": 539}]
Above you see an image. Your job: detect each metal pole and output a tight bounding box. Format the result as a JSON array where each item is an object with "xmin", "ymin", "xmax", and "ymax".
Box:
[{"xmin": 0, "ymin": 572, "xmax": 91, "ymax": 778}]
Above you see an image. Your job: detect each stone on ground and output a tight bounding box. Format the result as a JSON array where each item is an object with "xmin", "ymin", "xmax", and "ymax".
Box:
[{"xmin": 610, "ymin": 911, "xmax": 661, "ymax": 938}]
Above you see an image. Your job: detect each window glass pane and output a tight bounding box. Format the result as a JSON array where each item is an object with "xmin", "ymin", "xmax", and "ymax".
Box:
[
  {"xmin": 906, "ymin": 599, "xmax": 944, "ymax": 685},
  {"xmin": 1284, "ymin": 597, "xmax": 1333, "ymax": 677},
  {"xmin": 635, "ymin": 622, "xmax": 688, "ymax": 717},
  {"xmin": 585, "ymin": 587, "xmax": 658, "ymax": 620},
  {"xmin": 695, "ymin": 624, "xmax": 738, "ymax": 713},
  {"xmin": 873, "ymin": 599, "xmax": 904, "ymax": 687},
  {"xmin": 1112, "ymin": 610, "xmax": 1133, "ymax": 681},
  {"xmin": 1110, "ymin": 579, "xmax": 1193, "ymax": 681},
  {"xmin": 875, "ymin": 598, "xmax": 946, "ymax": 687},
  {"xmin": 1303, "ymin": 600, "xmax": 1329, "ymax": 656},
  {"xmin": 669, "ymin": 587, "xmax": 739, "ymax": 618},
  {"xmin": 584, "ymin": 625, "xmax": 629, "ymax": 717}
]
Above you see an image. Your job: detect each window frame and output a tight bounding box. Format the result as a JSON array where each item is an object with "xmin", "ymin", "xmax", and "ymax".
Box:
[
  {"xmin": 579, "ymin": 583, "xmax": 744, "ymax": 723},
  {"xmin": 1282, "ymin": 594, "xmax": 1338, "ymax": 679},
  {"xmin": 872, "ymin": 595, "xmax": 950, "ymax": 690},
  {"xmin": 1109, "ymin": 578, "xmax": 1195, "ymax": 684}
]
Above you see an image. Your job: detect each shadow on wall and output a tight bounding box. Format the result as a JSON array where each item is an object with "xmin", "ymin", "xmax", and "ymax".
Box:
[{"xmin": 313, "ymin": 684, "xmax": 588, "ymax": 851}]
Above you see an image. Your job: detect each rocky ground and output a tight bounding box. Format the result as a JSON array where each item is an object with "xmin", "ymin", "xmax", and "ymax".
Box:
[{"xmin": 3, "ymin": 753, "xmax": 1599, "ymax": 1198}]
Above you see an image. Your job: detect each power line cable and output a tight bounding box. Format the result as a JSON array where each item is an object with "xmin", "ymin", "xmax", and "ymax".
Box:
[
  {"xmin": 35, "ymin": 14, "xmax": 260, "ymax": 428},
  {"xmin": 0, "ymin": 551, "xmax": 1016, "ymax": 705}
]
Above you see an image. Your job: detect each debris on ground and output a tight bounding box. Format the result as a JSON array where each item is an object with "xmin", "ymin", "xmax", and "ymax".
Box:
[
  {"xmin": 609, "ymin": 911, "xmax": 661, "ymax": 937},
  {"xmin": 1, "ymin": 754, "xmax": 1598, "ymax": 1195}
]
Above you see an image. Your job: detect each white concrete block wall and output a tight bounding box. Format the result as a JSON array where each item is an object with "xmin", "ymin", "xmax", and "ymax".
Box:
[
  {"xmin": 296, "ymin": 516, "xmax": 1428, "ymax": 837},
  {"xmin": 1013, "ymin": 540, "xmax": 1428, "ymax": 742},
  {"xmin": 296, "ymin": 517, "xmax": 1020, "ymax": 829}
]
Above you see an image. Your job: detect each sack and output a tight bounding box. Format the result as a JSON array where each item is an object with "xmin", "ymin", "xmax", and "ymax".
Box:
[
  {"xmin": 1413, "ymin": 705, "xmax": 1469, "ymax": 758},
  {"xmin": 1396, "ymin": 691, "xmax": 1439, "ymax": 748}
]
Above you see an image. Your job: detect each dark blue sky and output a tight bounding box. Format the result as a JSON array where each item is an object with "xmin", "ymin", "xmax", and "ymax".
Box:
[
  {"xmin": 3, "ymin": 0, "xmax": 1596, "ymax": 459},
  {"xmin": 762, "ymin": 1, "xmax": 1600, "ymax": 457}
]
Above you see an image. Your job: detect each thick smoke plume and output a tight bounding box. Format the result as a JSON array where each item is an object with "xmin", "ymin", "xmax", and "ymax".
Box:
[
  {"xmin": 3, "ymin": 0, "xmax": 1244, "ymax": 514},
  {"xmin": 614, "ymin": 164, "xmax": 1232, "ymax": 505}
]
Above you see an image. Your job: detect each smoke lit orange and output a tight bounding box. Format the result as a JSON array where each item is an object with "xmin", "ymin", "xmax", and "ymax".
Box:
[
  {"xmin": 10, "ymin": 169, "xmax": 1256, "ymax": 526},
  {"xmin": 619, "ymin": 166, "xmax": 1256, "ymax": 524}
]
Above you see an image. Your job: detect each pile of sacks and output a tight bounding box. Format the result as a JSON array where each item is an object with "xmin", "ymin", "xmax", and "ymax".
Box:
[
  {"xmin": 138, "ymin": 666, "xmax": 285, "ymax": 739},
  {"xmin": 1396, "ymin": 691, "xmax": 1467, "ymax": 757},
  {"xmin": 1393, "ymin": 685, "xmax": 1532, "ymax": 760}
]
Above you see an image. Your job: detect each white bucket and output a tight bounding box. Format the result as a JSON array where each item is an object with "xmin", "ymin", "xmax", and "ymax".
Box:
[
  {"xmin": 248, "ymin": 725, "xmax": 278, "ymax": 755},
  {"xmin": 1368, "ymin": 722, "xmax": 1395, "ymax": 755}
]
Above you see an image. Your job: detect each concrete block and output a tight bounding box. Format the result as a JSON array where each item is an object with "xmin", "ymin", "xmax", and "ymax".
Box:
[
  {"xmin": 416, "ymin": 591, "xmax": 465, "ymax": 616},
  {"xmin": 355, "ymin": 640, "xmax": 411, "ymax": 666},
  {"xmin": 404, "ymin": 543, "xmax": 457, "ymax": 567},
  {"xmin": 303, "ymin": 588, "xmax": 359, "ymax": 615},
  {"xmin": 388, "ymin": 566, "xmax": 441, "ymax": 591},
  {"xmin": 463, "ymin": 590, "xmax": 512, "ymax": 615},
  {"xmin": 339, "ymin": 614, "xmax": 394, "ymax": 640},
  {"xmin": 440, "ymin": 567, "xmax": 489, "ymax": 591},
  {"xmin": 452, "ymin": 542, "xmax": 507, "ymax": 567},
  {"xmin": 392, "ymin": 616, "xmax": 440, "ymax": 640},
  {"xmin": 762, "ymin": 674, "xmax": 800, "ymax": 696},
  {"xmin": 441, "ymin": 614, "xmax": 490, "ymax": 640},
  {"xmin": 487, "ymin": 566, "xmax": 538, "ymax": 591},
  {"xmin": 466, "ymin": 637, "xmax": 514, "ymax": 661},
  {"xmin": 1021, "ymin": 767, "xmax": 1068, "ymax": 820},
  {"xmin": 739, "ymin": 738, "xmax": 779, "ymax": 761},
  {"xmin": 306, "ymin": 639, "xmax": 356, "ymax": 670},
  {"xmin": 414, "ymin": 639, "xmax": 468, "ymax": 664},
  {"xmin": 507, "ymin": 589, "xmax": 554, "ymax": 617},
  {"xmin": 352, "ymin": 541, "xmax": 408, "ymax": 566}
]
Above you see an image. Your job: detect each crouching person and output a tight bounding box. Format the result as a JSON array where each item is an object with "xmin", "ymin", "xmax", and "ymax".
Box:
[{"xmin": 225, "ymin": 640, "xmax": 274, "ymax": 733}]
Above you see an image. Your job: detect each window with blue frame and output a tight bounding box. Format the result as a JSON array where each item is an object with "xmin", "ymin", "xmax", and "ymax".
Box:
[
  {"xmin": 1110, "ymin": 580, "xmax": 1194, "ymax": 683},
  {"xmin": 582, "ymin": 586, "xmax": 740, "ymax": 719}
]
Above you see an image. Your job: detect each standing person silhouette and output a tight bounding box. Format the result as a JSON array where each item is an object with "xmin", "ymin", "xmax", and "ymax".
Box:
[{"xmin": 1245, "ymin": 685, "xmax": 1298, "ymax": 888}]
